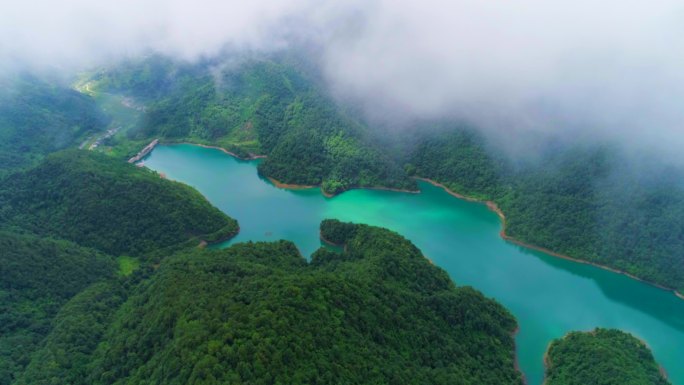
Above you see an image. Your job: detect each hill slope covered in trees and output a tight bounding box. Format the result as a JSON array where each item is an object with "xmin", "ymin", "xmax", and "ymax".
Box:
[
  {"xmin": 0, "ymin": 150, "xmax": 237, "ymax": 256},
  {"xmin": 89, "ymin": 54, "xmax": 684, "ymax": 294},
  {"xmin": 13, "ymin": 220, "xmax": 522, "ymax": 385},
  {"xmin": 0, "ymin": 75, "xmax": 107, "ymax": 176},
  {"xmin": 544, "ymin": 328, "xmax": 670, "ymax": 385},
  {"xmin": 0, "ymin": 232, "xmax": 115, "ymax": 385},
  {"xmin": 408, "ymin": 129, "xmax": 684, "ymax": 293},
  {"xmin": 90, "ymin": 55, "xmax": 414, "ymax": 194}
]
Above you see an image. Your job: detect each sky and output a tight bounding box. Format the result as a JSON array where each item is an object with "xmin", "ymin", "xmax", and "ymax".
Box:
[{"xmin": 2, "ymin": 0, "xmax": 684, "ymax": 161}]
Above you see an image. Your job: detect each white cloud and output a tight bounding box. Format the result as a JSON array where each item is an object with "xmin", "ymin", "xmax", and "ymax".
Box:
[
  {"xmin": 2, "ymin": 0, "xmax": 684, "ymax": 159},
  {"xmin": 0, "ymin": 0, "xmax": 318, "ymax": 66}
]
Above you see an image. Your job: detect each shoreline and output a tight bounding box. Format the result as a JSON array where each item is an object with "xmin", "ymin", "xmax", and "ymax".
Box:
[
  {"xmin": 267, "ymin": 176, "xmax": 316, "ymax": 190},
  {"xmin": 350, "ymin": 185, "xmax": 420, "ymax": 195},
  {"xmin": 541, "ymin": 342, "xmax": 551, "ymax": 385},
  {"xmin": 199, "ymin": 226, "xmax": 241, "ymax": 249},
  {"xmin": 171, "ymin": 142, "xmax": 420, "ymax": 197},
  {"xmin": 660, "ymin": 365, "xmax": 670, "ymax": 381},
  {"xmin": 541, "ymin": 330, "xmax": 670, "ymax": 383},
  {"xmin": 140, "ymin": 141, "xmax": 683, "ymax": 301},
  {"xmin": 267, "ymin": 177, "xmax": 420, "ymax": 198},
  {"xmin": 319, "ymin": 185, "xmax": 419, "ymax": 198},
  {"xmin": 417, "ymin": 176, "xmax": 684, "ymax": 301},
  {"xmin": 512, "ymin": 326, "xmax": 528, "ymax": 385},
  {"xmin": 182, "ymin": 142, "xmax": 267, "ymax": 160},
  {"xmin": 319, "ymin": 232, "xmax": 346, "ymax": 250},
  {"xmin": 323, "ymin": 225, "xmax": 523, "ymax": 382}
]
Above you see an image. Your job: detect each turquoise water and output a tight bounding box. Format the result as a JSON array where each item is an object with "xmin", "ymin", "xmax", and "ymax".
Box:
[{"xmin": 144, "ymin": 144, "xmax": 684, "ymax": 385}]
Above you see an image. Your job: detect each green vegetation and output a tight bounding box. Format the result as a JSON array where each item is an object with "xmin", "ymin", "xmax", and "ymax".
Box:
[
  {"xmin": 0, "ymin": 116, "xmax": 519, "ymax": 384},
  {"xmin": 5, "ymin": 61, "xmax": 679, "ymax": 383},
  {"xmin": 545, "ymin": 328, "xmax": 670, "ymax": 385},
  {"xmin": 2, "ymin": 220, "xmax": 522, "ymax": 385},
  {"xmin": 408, "ymin": 127, "xmax": 507, "ymax": 200},
  {"xmin": 319, "ymin": 218, "xmax": 359, "ymax": 244},
  {"xmin": 13, "ymin": 281, "xmax": 128, "ymax": 385},
  {"xmin": 0, "ymin": 147, "xmax": 239, "ymax": 384},
  {"xmin": 0, "ymin": 75, "xmax": 107, "ymax": 176},
  {"xmin": 0, "ymin": 232, "xmax": 115, "ymax": 385},
  {"xmin": 91, "ymin": 55, "xmax": 414, "ymax": 194},
  {"xmin": 116, "ymin": 256, "xmax": 140, "ymax": 276},
  {"xmin": 409, "ymin": 131, "xmax": 684, "ymax": 293},
  {"xmin": 74, "ymin": 220, "xmax": 521, "ymax": 385},
  {"xmin": 0, "ymin": 150, "xmax": 238, "ymax": 256},
  {"xmin": 89, "ymin": 53, "xmax": 684, "ymax": 293}
]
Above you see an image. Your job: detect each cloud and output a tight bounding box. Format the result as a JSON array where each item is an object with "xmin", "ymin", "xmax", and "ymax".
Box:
[
  {"xmin": 2, "ymin": 0, "xmax": 684, "ymax": 160},
  {"xmin": 0, "ymin": 0, "xmax": 322, "ymax": 68},
  {"xmin": 319, "ymin": 0, "xmax": 684, "ymax": 158}
]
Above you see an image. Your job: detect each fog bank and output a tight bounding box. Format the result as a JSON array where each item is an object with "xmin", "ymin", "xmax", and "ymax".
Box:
[{"xmin": 2, "ymin": 0, "xmax": 684, "ymax": 161}]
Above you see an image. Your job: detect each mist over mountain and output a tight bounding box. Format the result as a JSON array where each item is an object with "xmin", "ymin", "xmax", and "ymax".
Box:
[
  {"xmin": 2, "ymin": 3, "xmax": 684, "ymax": 384},
  {"xmin": 3, "ymin": 0, "xmax": 684, "ymax": 161}
]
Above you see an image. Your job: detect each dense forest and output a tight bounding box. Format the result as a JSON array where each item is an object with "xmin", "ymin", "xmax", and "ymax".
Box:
[
  {"xmin": 87, "ymin": 54, "xmax": 684, "ymax": 293},
  {"xmin": 0, "ymin": 75, "xmax": 107, "ymax": 176},
  {"xmin": 0, "ymin": 150, "xmax": 237, "ymax": 256},
  {"xmin": 0, "ymin": 232, "xmax": 115, "ymax": 385},
  {"xmin": 544, "ymin": 328, "xmax": 670, "ymax": 385},
  {"xmin": 408, "ymin": 129, "xmax": 684, "ymax": 293},
  {"xmin": 10, "ymin": 220, "xmax": 522, "ymax": 385},
  {"xmin": 2, "ymin": 52, "xmax": 681, "ymax": 384},
  {"xmin": 12, "ymin": 281, "xmax": 130, "ymax": 385},
  {"xmin": 0, "ymin": 147, "xmax": 240, "ymax": 384},
  {"xmin": 90, "ymin": 55, "xmax": 414, "ymax": 194}
]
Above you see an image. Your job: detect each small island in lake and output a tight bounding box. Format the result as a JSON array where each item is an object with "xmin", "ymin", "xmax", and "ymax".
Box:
[{"xmin": 544, "ymin": 328, "xmax": 670, "ymax": 385}]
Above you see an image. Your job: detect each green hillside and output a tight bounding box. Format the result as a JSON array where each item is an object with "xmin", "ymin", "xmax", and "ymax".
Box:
[
  {"xmin": 13, "ymin": 281, "xmax": 128, "ymax": 385},
  {"xmin": 545, "ymin": 328, "xmax": 670, "ymax": 385},
  {"xmin": 0, "ymin": 232, "xmax": 115, "ymax": 385},
  {"xmin": 0, "ymin": 140, "xmax": 239, "ymax": 384},
  {"xmin": 90, "ymin": 55, "xmax": 414, "ymax": 194},
  {"xmin": 409, "ymin": 129, "xmax": 684, "ymax": 293},
  {"xmin": 90, "ymin": 54, "xmax": 684, "ymax": 294},
  {"xmin": 0, "ymin": 75, "xmax": 107, "ymax": 176},
  {"xmin": 0, "ymin": 150, "xmax": 238, "ymax": 256},
  {"xmin": 22, "ymin": 220, "xmax": 521, "ymax": 385}
]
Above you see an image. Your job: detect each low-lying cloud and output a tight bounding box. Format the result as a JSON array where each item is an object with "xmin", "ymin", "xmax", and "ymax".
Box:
[
  {"xmin": 3, "ymin": 0, "xmax": 684, "ymax": 161},
  {"xmin": 320, "ymin": 0, "xmax": 684, "ymax": 159}
]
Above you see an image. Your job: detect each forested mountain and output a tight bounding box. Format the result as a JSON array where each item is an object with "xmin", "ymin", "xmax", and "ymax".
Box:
[
  {"xmin": 0, "ymin": 232, "xmax": 115, "ymax": 385},
  {"xmin": 0, "ymin": 75, "xmax": 107, "ymax": 176},
  {"xmin": 88, "ymin": 54, "xmax": 684, "ymax": 294},
  {"xmin": 2, "ymin": 60, "xmax": 679, "ymax": 384},
  {"xmin": 11, "ymin": 220, "xmax": 521, "ymax": 385},
  {"xmin": 544, "ymin": 328, "xmax": 670, "ymax": 385},
  {"xmin": 408, "ymin": 129, "xmax": 684, "ymax": 293},
  {"xmin": 13, "ymin": 281, "xmax": 129, "ymax": 385},
  {"xmin": 407, "ymin": 127, "xmax": 507, "ymax": 200},
  {"xmin": 0, "ymin": 147, "xmax": 239, "ymax": 384},
  {"xmin": 0, "ymin": 150, "xmax": 237, "ymax": 256},
  {"xmin": 90, "ymin": 55, "xmax": 414, "ymax": 194}
]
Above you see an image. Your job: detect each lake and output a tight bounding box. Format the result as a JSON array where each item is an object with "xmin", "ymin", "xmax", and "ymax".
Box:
[{"xmin": 144, "ymin": 143, "xmax": 684, "ymax": 385}]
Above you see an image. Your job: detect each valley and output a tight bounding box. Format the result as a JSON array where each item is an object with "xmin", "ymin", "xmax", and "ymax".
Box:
[
  {"xmin": 0, "ymin": 52, "xmax": 679, "ymax": 385},
  {"xmin": 143, "ymin": 143, "xmax": 684, "ymax": 385}
]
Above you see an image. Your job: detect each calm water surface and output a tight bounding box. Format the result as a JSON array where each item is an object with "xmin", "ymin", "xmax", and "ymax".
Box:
[{"xmin": 145, "ymin": 144, "xmax": 684, "ymax": 385}]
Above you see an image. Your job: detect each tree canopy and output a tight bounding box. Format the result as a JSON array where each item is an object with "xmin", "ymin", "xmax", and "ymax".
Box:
[
  {"xmin": 0, "ymin": 232, "xmax": 115, "ymax": 385},
  {"xmin": 90, "ymin": 54, "xmax": 684, "ymax": 293},
  {"xmin": 0, "ymin": 75, "xmax": 107, "ymax": 176},
  {"xmin": 13, "ymin": 221, "xmax": 522, "ymax": 385},
  {"xmin": 0, "ymin": 150, "xmax": 238, "ymax": 256},
  {"xmin": 545, "ymin": 328, "xmax": 670, "ymax": 385}
]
